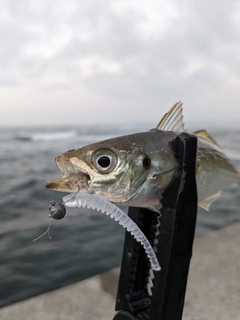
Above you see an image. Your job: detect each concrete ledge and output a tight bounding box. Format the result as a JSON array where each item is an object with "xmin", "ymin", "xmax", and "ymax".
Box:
[
  {"xmin": 183, "ymin": 221, "xmax": 240, "ymax": 320},
  {"xmin": 1, "ymin": 222, "xmax": 240, "ymax": 320}
]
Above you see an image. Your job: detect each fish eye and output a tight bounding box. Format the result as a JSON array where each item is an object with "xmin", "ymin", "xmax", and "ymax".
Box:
[{"xmin": 91, "ymin": 149, "xmax": 118, "ymax": 173}]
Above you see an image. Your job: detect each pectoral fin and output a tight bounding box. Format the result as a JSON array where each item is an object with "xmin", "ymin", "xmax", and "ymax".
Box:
[
  {"xmin": 153, "ymin": 167, "xmax": 177, "ymax": 186},
  {"xmin": 198, "ymin": 191, "xmax": 222, "ymax": 211}
]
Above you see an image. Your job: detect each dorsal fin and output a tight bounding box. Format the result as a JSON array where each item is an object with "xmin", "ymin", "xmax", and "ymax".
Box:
[
  {"xmin": 194, "ymin": 130, "xmax": 219, "ymax": 146},
  {"xmin": 156, "ymin": 101, "xmax": 185, "ymax": 132}
]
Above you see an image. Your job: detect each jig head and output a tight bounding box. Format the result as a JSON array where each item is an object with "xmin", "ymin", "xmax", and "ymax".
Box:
[
  {"xmin": 48, "ymin": 200, "xmax": 66, "ymax": 220},
  {"xmin": 33, "ymin": 200, "xmax": 66, "ymax": 242}
]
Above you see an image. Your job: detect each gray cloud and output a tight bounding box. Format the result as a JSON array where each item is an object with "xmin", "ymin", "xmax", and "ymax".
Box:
[{"xmin": 1, "ymin": 0, "xmax": 240, "ymax": 126}]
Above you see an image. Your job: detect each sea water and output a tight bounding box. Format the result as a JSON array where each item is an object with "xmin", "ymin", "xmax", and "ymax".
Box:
[{"xmin": 0, "ymin": 125, "xmax": 239, "ymax": 308}]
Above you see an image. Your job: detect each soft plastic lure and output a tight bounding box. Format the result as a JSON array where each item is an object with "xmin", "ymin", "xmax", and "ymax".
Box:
[
  {"xmin": 34, "ymin": 193, "xmax": 160, "ymax": 271},
  {"xmin": 63, "ymin": 193, "xmax": 160, "ymax": 271}
]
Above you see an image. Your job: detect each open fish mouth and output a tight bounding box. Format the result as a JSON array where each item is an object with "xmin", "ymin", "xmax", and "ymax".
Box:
[
  {"xmin": 46, "ymin": 176, "xmax": 79, "ymax": 192},
  {"xmin": 46, "ymin": 154, "xmax": 91, "ymax": 193}
]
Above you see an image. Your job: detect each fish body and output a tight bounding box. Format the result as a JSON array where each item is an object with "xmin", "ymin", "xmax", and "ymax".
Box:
[{"xmin": 46, "ymin": 102, "xmax": 239, "ymax": 212}]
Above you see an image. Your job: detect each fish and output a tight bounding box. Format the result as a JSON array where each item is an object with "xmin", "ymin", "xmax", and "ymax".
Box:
[{"xmin": 46, "ymin": 102, "xmax": 240, "ymax": 212}]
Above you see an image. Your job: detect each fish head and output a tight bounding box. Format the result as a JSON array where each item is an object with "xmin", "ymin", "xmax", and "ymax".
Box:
[{"xmin": 46, "ymin": 135, "xmax": 152, "ymax": 204}]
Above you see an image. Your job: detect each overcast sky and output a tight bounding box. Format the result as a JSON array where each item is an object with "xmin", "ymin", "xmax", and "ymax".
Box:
[{"xmin": 1, "ymin": 0, "xmax": 240, "ymax": 128}]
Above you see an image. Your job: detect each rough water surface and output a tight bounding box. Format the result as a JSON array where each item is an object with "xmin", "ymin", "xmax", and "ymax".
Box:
[{"xmin": 0, "ymin": 126, "xmax": 239, "ymax": 308}]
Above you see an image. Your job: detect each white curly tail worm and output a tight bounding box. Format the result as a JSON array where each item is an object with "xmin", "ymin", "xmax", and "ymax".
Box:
[{"xmin": 63, "ymin": 192, "xmax": 161, "ymax": 271}]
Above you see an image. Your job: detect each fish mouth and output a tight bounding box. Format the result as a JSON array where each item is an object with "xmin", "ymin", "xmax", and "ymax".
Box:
[
  {"xmin": 46, "ymin": 176, "xmax": 80, "ymax": 192},
  {"xmin": 46, "ymin": 154, "xmax": 91, "ymax": 193}
]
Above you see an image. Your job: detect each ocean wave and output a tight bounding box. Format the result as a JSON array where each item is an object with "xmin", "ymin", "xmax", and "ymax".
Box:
[
  {"xmin": 1, "ymin": 126, "xmax": 240, "ymax": 309},
  {"xmin": 15, "ymin": 130, "xmax": 77, "ymax": 141}
]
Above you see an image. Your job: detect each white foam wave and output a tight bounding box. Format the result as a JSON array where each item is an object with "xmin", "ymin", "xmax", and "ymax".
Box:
[
  {"xmin": 32, "ymin": 131, "xmax": 77, "ymax": 141},
  {"xmin": 17, "ymin": 130, "xmax": 77, "ymax": 141}
]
